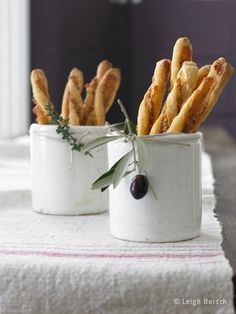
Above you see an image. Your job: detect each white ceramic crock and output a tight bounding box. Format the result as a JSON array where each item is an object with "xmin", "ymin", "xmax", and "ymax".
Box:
[
  {"xmin": 30, "ymin": 124, "xmax": 108, "ymax": 215},
  {"xmin": 108, "ymin": 132, "xmax": 202, "ymax": 242}
]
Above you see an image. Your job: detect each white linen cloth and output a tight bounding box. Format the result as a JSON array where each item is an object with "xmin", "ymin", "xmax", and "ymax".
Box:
[{"xmin": 0, "ymin": 139, "xmax": 234, "ymax": 314}]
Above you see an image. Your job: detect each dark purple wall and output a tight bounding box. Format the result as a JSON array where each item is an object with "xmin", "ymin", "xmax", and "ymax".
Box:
[
  {"xmin": 31, "ymin": 0, "xmax": 236, "ymax": 136},
  {"xmin": 31, "ymin": 0, "xmax": 131, "ymax": 124}
]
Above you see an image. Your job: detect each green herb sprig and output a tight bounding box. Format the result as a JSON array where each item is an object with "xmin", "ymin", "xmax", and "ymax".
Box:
[{"xmin": 44, "ymin": 104, "xmax": 86, "ymax": 152}]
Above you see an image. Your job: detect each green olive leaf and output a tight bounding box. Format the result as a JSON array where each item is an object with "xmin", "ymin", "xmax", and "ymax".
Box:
[
  {"xmin": 112, "ymin": 150, "xmax": 133, "ymax": 188},
  {"xmin": 99, "ymin": 170, "xmax": 133, "ymax": 192},
  {"xmin": 92, "ymin": 169, "xmax": 115, "ymax": 190},
  {"xmin": 92, "ymin": 155, "xmax": 133, "ymax": 191},
  {"xmin": 81, "ymin": 136, "xmax": 120, "ymax": 153},
  {"xmin": 92, "ymin": 156, "xmax": 127, "ymax": 190},
  {"xmin": 134, "ymin": 136, "xmax": 149, "ymax": 173},
  {"xmin": 101, "ymin": 186, "xmax": 110, "ymax": 192}
]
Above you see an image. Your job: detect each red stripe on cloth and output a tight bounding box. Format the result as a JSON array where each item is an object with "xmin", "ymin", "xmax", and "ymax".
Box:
[{"xmin": 0, "ymin": 249, "xmax": 224, "ymax": 259}]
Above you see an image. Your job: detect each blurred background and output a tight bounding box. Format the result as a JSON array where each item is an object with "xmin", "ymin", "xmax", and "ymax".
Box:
[{"xmin": 0, "ymin": 0, "xmax": 236, "ymax": 138}]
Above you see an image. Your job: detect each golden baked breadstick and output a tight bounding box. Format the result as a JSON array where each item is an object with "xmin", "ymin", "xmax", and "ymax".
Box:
[
  {"xmin": 32, "ymin": 105, "xmax": 50, "ymax": 125},
  {"xmin": 193, "ymin": 65, "xmax": 211, "ymax": 90},
  {"xmin": 68, "ymin": 102, "xmax": 80, "ymax": 126},
  {"xmin": 68, "ymin": 68, "xmax": 84, "ymax": 124},
  {"xmin": 31, "ymin": 69, "xmax": 51, "ymax": 124},
  {"xmin": 69, "ymin": 67, "xmax": 84, "ymax": 91},
  {"xmin": 137, "ymin": 59, "xmax": 171, "ymax": 136},
  {"xmin": 150, "ymin": 61, "xmax": 198, "ymax": 134},
  {"xmin": 83, "ymin": 77, "xmax": 98, "ymax": 125},
  {"xmin": 137, "ymin": 88, "xmax": 152, "ymax": 136},
  {"xmin": 82, "ymin": 60, "xmax": 112, "ymax": 125},
  {"xmin": 151, "ymin": 59, "xmax": 171, "ymax": 121},
  {"xmin": 167, "ymin": 77, "xmax": 214, "ymax": 133},
  {"xmin": 94, "ymin": 92, "xmax": 105, "ymax": 126},
  {"xmin": 61, "ymin": 83, "xmax": 69, "ymax": 119},
  {"xmin": 96, "ymin": 60, "xmax": 113, "ymax": 81},
  {"xmin": 168, "ymin": 58, "xmax": 233, "ymax": 133},
  {"xmin": 94, "ymin": 68, "xmax": 121, "ymax": 125},
  {"xmin": 103, "ymin": 68, "xmax": 121, "ymax": 113},
  {"xmin": 170, "ymin": 37, "xmax": 193, "ymax": 90},
  {"xmin": 190, "ymin": 58, "xmax": 233, "ymax": 132}
]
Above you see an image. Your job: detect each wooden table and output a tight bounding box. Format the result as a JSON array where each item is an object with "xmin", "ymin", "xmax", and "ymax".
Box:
[{"xmin": 203, "ymin": 126, "xmax": 236, "ymax": 310}]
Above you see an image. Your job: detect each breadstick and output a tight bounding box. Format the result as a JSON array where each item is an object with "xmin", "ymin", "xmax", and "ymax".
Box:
[
  {"xmin": 61, "ymin": 83, "xmax": 69, "ymax": 119},
  {"xmin": 137, "ymin": 59, "xmax": 171, "ymax": 136},
  {"xmin": 137, "ymin": 88, "xmax": 152, "ymax": 136},
  {"xmin": 31, "ymin": 69, "xmax": 51, "ymax": 124},
  {"xmin": 68, "ymin": 102, "xmax": 80, "ymax": 126},
  {"xmin": 190, "ymin": 58, "xmax": 233, "ymax": 132},
  {"xmin": 94, "ymin": 68, "xmax": 121, "ymax": 125},
  {"xmin": 193, "ymin": 65, "xmax": 211, "ymax": 90},
  {"xmin": 83, "ymin": 77, "xmax": 98, "ymax": 125},
  {"xmin": 167, "ymin": 77, "xmax": 214, "ymax": 133},
  {"xmin": 69, "ymin": 67, "xmax": 84, "ymax": 91},
  {"xmin": 170, "ymin": 37, "xmax": 193, "ymax": 90},
  {"xmin": 168, "ymin": 58, "xmax": 233, "ymax": 133},
  {"xmin": 94, "ymin": 92, "xmax": 105, "ymax": 125},
  {"xmin": 68, "ymin": 68, "xmax": 84, "ymax": 124},
  {"xmin": 32, "ymin": 105, "xmax": 49, "ymax": 125},
  {"xmin": 96, "ymin": 60, "xmax": 112, "ymax": 81},
  {"xmin": 103, "ymin": 68, "xmax": 121, "ymax": 113},
  {"xmin": 82, "ymin": 60, "xmax": 112, "ymax": 125},
  {"xmin": 150, "ymin": 61, "xmax": 198, "ymax": 134}
]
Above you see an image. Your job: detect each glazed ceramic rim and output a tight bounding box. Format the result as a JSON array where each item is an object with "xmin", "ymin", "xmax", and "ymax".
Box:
[
  {"xmin": 107, "ymin": 131, "xmax": 202, "ymax": 144},
  {"xmin": 29, "ymin": 123, "xmax": 106, "ymax": 136},
  {"xmin": 140, "ymin": 131, "xmax": 202, "ymax": 142},
  {"xmin": 30, "ymin": 124, "xmax": 202, "ymax": 143}
]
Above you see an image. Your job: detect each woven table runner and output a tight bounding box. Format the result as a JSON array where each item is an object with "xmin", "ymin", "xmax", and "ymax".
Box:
[{"xmin": 0, "ymin": 141, "xmax": 234, "ymax": 314}]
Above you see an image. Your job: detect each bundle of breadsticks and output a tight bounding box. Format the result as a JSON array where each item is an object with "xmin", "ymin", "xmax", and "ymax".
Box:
[
  {"xmin": 30, "ymin": 60, "xmax": 121, "ymax": 126},
  {"xmin": 137, "ymin": 37, "xmax": 234, "ymax": 135}
]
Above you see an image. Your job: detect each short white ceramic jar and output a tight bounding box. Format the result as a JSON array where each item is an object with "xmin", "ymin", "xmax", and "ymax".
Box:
[
  {"xmin": 30, "ymin": 124, "xmax": 108, "ymax": 215},
  {"xmin": 108, "ymin": 132, "xmax": 202, "ymax": 242}
]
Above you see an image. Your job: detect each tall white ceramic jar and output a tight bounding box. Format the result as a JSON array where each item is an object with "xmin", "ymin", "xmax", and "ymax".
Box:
[
  {"xmin": 30, "ymin": 124, "xmax": 108, "ymax": 215},
  {"xmin": 108, "ymin": 133, "xmax": 202, "ymax": 242}
]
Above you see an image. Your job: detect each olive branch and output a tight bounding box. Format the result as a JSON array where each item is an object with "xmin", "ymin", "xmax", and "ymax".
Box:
[{"xmin": 82, "ymin": 100, "xmax": 150, "ymax": 195}]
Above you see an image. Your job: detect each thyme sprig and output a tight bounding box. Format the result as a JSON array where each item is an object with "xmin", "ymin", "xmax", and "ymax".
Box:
[{"xmin": 44, "ymin": 104, "xmax": 86, "ymax": 152}]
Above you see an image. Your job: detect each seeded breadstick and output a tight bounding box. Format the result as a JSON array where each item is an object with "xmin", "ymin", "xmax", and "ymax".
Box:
[
  {"xmin": 83, "ymin": 77, "xmax": 98, "ymax": 125},
  {"xmin": 150, "ymin": 61, "xmax": 198, "ymax": 134},
  {"xmin": 68, "ymin": 102, "xmax": 80, "ymax": 126},
  {"xmin": 68, "ymin": 68, "xmax": 84, "ymax": 124},
  {"xmin": 61, "ymin": 83, "xmax": 69, "ymax": 119},
  {"xmin": 167, "ymin": 77, "xmax": 214, "ymax": 133},
  {"xmin": 31, "ymin": 69, "xmax": 51, "ymax": 124},
  {"xmin": 96, "ymin": 60, "xmax": 113, "ymax": 82},
  {"xmin": 94, "ymin": 68, "xmax": 121, "ymax": 125},
  {"xmin": 103, "ymin": 68, "xmax": 121, "ymax": 113},
  {"xmin": 32, "ymin": 105, "xmax": 50, "ymax": 125},
  {"xmin": 170, "ymin": 37, "xmax": 193, "ymax": 90},
  {"xmin": 137, "ymin": 59, "xmax": 171, "ymax": 136},
  {"xmin": 137, "ymin": 88, "xmax": 152, "ymax": 136},
  {"xmin": 190, "ymin": 58, "xmax": 233, "ymax": 132},
  {"xmin": 193, "ymin": 65, "xmax": 211, "ymax": 90},
  {"xmin": 82, "ymin": 60, "xmax": 112, "ymax": 125},
  {"xmin": 168, "ymin": 58, "xmax": 233, "ymax": 133}
]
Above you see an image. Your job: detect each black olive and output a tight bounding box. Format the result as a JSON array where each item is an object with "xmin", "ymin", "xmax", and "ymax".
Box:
[{"xmin": 130, "ymin": 175, "xmax": 149, "ymax": 199}]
